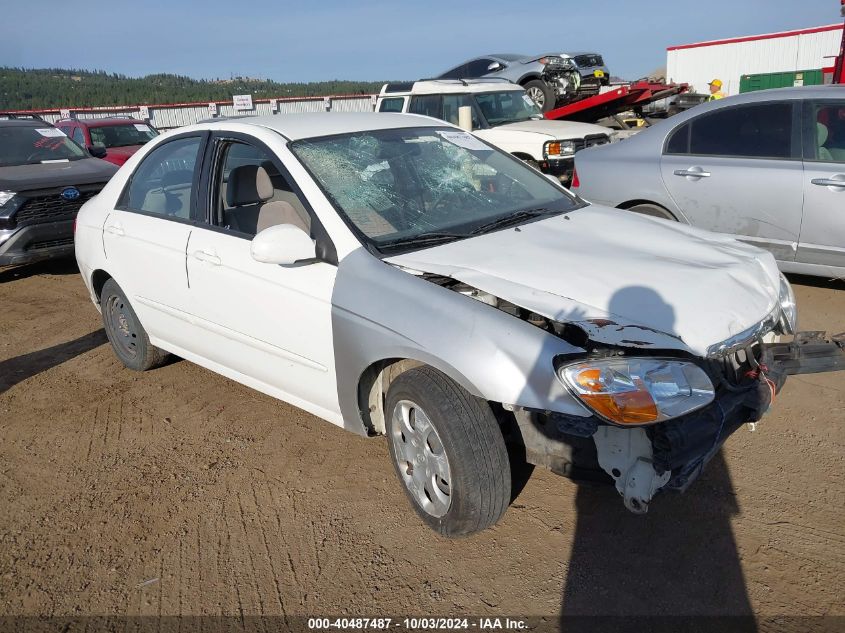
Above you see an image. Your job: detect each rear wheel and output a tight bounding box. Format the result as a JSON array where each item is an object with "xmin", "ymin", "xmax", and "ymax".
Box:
[
  {"xmin": 385, "ymin": 367, "xmax": 511, "ymax": 537},
  {"xmin": 628, "ymin": 203, "xmax": 677, "ymax": 221},
  {"xmin": 524, "ymin": 80, "xmax": 555, "ymax": 113},
  {"xmin": 100, "ymin": 279, "xmax": 169, "ymax": 371}
]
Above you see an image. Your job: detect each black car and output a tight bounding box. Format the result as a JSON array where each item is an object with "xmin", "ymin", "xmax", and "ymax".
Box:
[{"xmin": 0, "ymin": 119, "xmax": 118, "ymax": 266}]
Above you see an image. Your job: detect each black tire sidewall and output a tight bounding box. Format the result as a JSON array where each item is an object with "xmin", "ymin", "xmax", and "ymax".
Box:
[
  {"xmin": 385, "ymin": 368, "xmax": 510, "ymax": 536},
  {"xmin": 525, "ymin": 80, "xmax": 555, "ymax": 113},
  {"xmin": 100, "ymin": 279, "xmax": 154, "ymax": 371}
]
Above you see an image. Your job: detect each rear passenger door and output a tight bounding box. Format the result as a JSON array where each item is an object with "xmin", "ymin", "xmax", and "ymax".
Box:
[
  {"xmin": 103, "ymin": 133, "xmax": 208, "ymax": 342},
  {"xmin": 798, "ymin": 99, "xmax": 845, "ymax": 271},
  {"xmin": 659, "ymin": 101, "xmax": 803, "ymax": 263},
  {"xmin": 185, "ymin": 133, "xmax": 341, "ymax": 420}
]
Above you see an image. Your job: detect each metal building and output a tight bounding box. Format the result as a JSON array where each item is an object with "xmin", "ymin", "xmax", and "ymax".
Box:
[{"xmin": 666, "ymin": 23, "xmax": 844, "ymax": 96}]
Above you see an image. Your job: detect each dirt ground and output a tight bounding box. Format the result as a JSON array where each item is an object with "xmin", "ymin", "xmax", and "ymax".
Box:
[{"xmin": 0, "ymin": 259, "xmax": 843, "ymax": 627}]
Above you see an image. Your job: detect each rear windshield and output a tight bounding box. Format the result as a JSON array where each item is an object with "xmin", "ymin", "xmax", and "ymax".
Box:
[
  {"xmin": 0, "ymin": 126, "xmax": 87, "ymax": 167},
  {"xmin": 89, "ymin": 123, "xmax": 158, "ymax": 149}
]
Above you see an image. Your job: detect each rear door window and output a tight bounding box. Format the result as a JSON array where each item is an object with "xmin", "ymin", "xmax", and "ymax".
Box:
[
  {"xmin": 120, "ymin": 136, "xmax": 203, "ymax": 220},
  {"xmin": 408, "ymin": 95, "xmax": 442, "ymax": 119},
  {"xmin": 685, "ymin": 102, "xmax": 795, "ymax": 159}
]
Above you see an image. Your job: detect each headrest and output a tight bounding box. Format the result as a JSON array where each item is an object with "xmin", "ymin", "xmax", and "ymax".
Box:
[
  {"xmin": 227, "ymin": 164, "xmax": 273, "ymax": 207},
  {"xmin": 817, "ymin": 121, "xmax": 829, "ymax": 146}
]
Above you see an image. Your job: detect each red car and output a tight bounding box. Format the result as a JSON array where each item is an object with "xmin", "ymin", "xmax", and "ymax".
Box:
[{"xmin": 55, "ymin": 117, "xmax": 159, "ymax": 166}]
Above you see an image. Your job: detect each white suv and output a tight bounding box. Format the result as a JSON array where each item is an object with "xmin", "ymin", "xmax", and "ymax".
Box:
[{"xmin": 377, "ymin": 79, "xmax": 613, "ymax": 184}]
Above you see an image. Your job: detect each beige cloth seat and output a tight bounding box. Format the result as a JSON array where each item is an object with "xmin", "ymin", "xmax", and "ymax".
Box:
[
  {"xmin": 224, "ymin": 164, "xmax": 310, "ymax": 235},
  {"xmin": 817, "ymin": 122, "xmax": 834, "ymax": 162}
]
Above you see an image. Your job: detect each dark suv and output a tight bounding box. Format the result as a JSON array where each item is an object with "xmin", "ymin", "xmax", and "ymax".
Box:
[
  {"xmin": 55, "ymin": 117, "xmax": 158, "ymax": 167},
  {"xmin": 0, "ymin": 119, "xmax": 117, "ymax": 266}
]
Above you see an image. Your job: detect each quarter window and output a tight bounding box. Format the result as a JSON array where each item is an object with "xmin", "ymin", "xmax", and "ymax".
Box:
[
  {"xmin": 121, "ymin": 136, "xmax": 202, "ymax": 219},
  {"xmin": 378, "ymin": 98, "xmax": 405, "ymax": 113},
  {"xmin": 686, "ymin": 102, "xmax": 794, "ymax": 159}
]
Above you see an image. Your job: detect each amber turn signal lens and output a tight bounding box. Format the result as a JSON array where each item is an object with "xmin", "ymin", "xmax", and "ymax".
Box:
[
  {"xmin": 580, "ymin": 392, "xmax": 659, "ymax": 424},
  {"xmin": 546, "ymin": 141, "xmax": 562, "ymax": 156}
]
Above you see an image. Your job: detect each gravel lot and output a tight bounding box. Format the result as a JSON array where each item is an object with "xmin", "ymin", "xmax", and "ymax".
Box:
[{"xmin": 0, "ymin": 259, "xmax": 843, "ymax": 626}]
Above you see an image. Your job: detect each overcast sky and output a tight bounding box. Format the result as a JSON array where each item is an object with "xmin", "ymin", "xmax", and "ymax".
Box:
[{"xmin": 1, "ymin": 0, "xmax": 840, "ymax": 81}]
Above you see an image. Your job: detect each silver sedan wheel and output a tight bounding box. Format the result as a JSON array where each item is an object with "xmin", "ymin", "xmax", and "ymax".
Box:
[
  {"xmin": 390, "ymin": 400, "xmax": 452, "ymax": 518},
  {"xmin": 526, "ymin": 86, "xmax": 545, "ymax": 107}
]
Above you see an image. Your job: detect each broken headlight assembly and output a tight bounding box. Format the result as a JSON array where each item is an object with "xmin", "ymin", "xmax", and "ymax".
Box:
[
  {"xmin": 558, "ymin": 358, "xmax": 715, "ymax": 425},
  {"xmin": 778, "ymin": 273, "xmax": 797, "ymax": 334}
]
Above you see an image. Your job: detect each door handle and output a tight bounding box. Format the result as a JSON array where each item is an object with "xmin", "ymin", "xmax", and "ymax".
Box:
[
  {"xmin": 104, "ymin": 223, "xmax": 124, "ymax": 236},
  {"xmin": 192, "ymin": 250, "xmax": 221, "ymax": 265},
  {"xmin": 674, "ymin": 168, "xmax": 711, "ymax": 178},
  {"xmin": 810, "ymin": 177, "xmax": 845, "ymax": 189}
]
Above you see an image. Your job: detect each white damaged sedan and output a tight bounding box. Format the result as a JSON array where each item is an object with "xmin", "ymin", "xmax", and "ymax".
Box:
[{"xmin": 75, "ymin": 113, "xmax": 845, "ymax": 536}]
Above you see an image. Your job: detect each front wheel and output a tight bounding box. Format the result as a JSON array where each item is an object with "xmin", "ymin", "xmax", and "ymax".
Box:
[
  {"xmin": 385, "ymin": 367, "xmax": 511, "ymax": 537},
  {"xmin": 523, "ymin": 80, "xmax": 556, "ymax": 113}
]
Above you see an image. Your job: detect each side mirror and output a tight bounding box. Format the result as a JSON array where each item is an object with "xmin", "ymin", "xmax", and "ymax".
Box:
[
  {"xmin": 87, "ymin": 145, "xmax": 107, "ymax": 159},
  {"xmin": 487, "ymin": 62, "xmax": 503, "ymax": 72},
  {"xmin": 250, "ymin": 224, "xmax": 316, "ymax": 266}
]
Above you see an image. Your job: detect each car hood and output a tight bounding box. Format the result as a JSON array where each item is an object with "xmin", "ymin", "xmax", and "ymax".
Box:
[
  {"xmin": 386, "ymin": 205, "xmax": 782, "ymax": 357},
  {"xmin": 104, "ymin": 145, "xmax": 143, "ymax": 166},
  {"xmin": 0, "ymin": 157, "xmax": 118, "ymax": 191},
  {"xmin": 485, "ymin": 119, "xmax": 611, "ymax": 140}
]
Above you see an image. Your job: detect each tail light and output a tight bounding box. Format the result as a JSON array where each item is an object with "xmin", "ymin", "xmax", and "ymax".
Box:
[{"xmin": 571, "ymin": 166, "xmax": 580, "ymax": 188}]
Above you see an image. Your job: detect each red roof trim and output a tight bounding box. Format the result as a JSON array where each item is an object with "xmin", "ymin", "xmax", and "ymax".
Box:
[{"xmin": 667, "ymin": 23, "xmax": 843, "ymax": 51}]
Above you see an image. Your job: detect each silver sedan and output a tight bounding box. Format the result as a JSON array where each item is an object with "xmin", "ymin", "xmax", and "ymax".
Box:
[{"xmin": 572, "ymin": 85, "xmax": 845, "ymax": 279}]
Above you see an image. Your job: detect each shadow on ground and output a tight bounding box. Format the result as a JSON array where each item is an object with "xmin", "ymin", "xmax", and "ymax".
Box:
[
  {"xmin": 0, "ymin": 258, "xmax": 79, "ymax": 284},
  {"xmin": 0, "ymin": 329, "xmax": 107, "ymax": 395},
  {"xmin": 559, "ymin": 451, "xmax": 755, "ymax": 632}
]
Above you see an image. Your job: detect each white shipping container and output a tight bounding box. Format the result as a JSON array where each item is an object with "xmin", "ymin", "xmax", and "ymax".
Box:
[{"xmin": 666, "ymin": 24, "xmax": 843, "ymax": 96}]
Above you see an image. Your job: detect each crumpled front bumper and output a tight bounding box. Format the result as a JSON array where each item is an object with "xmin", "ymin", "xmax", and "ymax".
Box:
[{"xmin": 514, "ymin": 331, "xmax": 845, "ymax": 513}]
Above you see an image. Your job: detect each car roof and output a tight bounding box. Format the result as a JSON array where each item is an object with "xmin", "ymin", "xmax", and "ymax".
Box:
[
  {"xmin": 56, "ymin": 117, "xmax": 149, "ymax": 127},
  {"xmin": 0, "ymin": 119, "xmax": 46, "ymax": 127},
  {"xmin": 658, "ymin": 84, "xmax": 845, "ymax": 124},
  {"xmin": 190, "ymin": 112, "xmax": 450, "ymax": 141},
  {"xmin": 381, "ymin": 78, "xmax": 521, "ymax": 96}
]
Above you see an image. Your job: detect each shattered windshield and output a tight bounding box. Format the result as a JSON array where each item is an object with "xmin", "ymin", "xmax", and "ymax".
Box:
[
  {"xmin": 291, "ymin": 127, "xmax": 579, "ymax": 252},
  {"xmin": 475, "ymin": 91, "xmax": 543, "ymax": 125}
]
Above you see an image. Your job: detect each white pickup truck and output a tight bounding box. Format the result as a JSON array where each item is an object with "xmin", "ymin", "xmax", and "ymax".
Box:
[{"xmin": 376, "ymin": 79, "xmax": 614, "ymax": 184}]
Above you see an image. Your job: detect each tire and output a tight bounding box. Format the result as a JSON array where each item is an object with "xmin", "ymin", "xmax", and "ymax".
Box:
[
  {"xmin": 523, "ymin": 80, "xmax": 556, "ymax": 113},
  {"xmin": 385, "ymin": 366, "xmax": 511, "ymax": 537},
  {"xmin": 100, "ymin": 278, "xmax": 169, "ymax": 371},
  {"xmin": 628, "ymin": 203, "xmax": 677, "ymax": 221}
]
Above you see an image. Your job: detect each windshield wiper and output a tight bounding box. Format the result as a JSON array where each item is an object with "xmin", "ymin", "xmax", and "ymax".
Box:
[
  {"xmin": 378, "ymin": 231, "xmax": 470, "ymax": 252},
  {"xmin": 469, "ymin": 207, "xmax": 559, "ymax": 235}
]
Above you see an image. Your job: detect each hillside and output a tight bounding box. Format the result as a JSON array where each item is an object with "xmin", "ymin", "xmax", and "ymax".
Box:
[{"xmin": 0, "ymin": 68, "xmax": 393, "ymax": 111}]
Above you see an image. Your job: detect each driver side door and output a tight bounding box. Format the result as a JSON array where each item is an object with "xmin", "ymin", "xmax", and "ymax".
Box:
[{"xmin": 184, "ymin": 133, "xmax": 342, "ymax": 424}]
